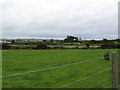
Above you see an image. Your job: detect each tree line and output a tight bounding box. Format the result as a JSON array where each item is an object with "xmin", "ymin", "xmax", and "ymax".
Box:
[{"xmin": 1, "ymin": 38, "xmax": 120, "ymax": 50}]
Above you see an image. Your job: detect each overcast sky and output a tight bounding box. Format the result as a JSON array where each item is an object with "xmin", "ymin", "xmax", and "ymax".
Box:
[{"xmin": 2, "ymin": 0, "xmax": 119, "ymax": 39}]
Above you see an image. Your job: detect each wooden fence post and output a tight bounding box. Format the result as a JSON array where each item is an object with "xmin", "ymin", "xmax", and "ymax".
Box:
[{"xmin": 112, "ymin": 52, "xmax": 118, "ymax": 88}]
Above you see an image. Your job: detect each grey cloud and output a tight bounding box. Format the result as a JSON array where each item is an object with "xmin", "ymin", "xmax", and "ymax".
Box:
[{"xmin": 2, "ymin": 0, "xmax": 118, "ymax": 39}]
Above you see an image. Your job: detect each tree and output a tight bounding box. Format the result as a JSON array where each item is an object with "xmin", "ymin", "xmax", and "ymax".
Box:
[
  {"xmin": 50, "ymin": 39, "xmax": 54, "ymax": 45},
  {"xmin": 101, "ymin": 43, "xmax": 120, "ymax": 49},
  {"xmin": 36, "ymin": 42, "xmax": 48, "ymax": 49},
  {"xmin": 90, "ymin": 40, "xmax": 96, "ymax": 44},
  {"xmin": 86, "ymin": 44, "xmax": 90, "ymax": 48},
  {"xmin": 101, "ymin": 38, "xmax": 108, "ymax": 44},
  {"xmin": 2, "ymin": 43, "xmax": 10, "ymax": 49},
  {"xmin": 60, "ymin": 40, "xmax": 64, "ymax": 45},
  {"xmin": 11, "ymin": 40, "xmax": 15, "ymax": 43}
]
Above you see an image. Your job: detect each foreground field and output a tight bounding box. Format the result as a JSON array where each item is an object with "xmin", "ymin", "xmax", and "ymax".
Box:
[
  {"xmin": 2, "ymin": 49, "xmax": 118, "ymax": 88},
  {"xmin": 0, "ymin": 51, "xmax": 2, "ymax": 89}
]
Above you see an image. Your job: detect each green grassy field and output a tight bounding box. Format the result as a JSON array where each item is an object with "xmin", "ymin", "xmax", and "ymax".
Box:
[
  {"xmin": 2, "ymin": 49, "xmax": 118, "ymax": 88},
  {"xmin": 118, "ymin": 50, "xmax": 120, "ymax": 89},
  {"xmin": 0, "ymin": 51, "xmax": 2, "ymax": 89}
]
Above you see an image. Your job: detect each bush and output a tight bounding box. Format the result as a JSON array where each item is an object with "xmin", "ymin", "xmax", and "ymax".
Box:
[
  {"xmin": 2, "ymin": 43, "xmax": 10, "ymax": 49},
  {"xmin": 86, "ymin": 44, "xmax": 90, "ymax": 48},
  {"xmin": 104, "ymin": 52, "xmax": 110, "ymax": 60},
  {"xmin": 101, "ymin": 43, "xmax": 120, "ymax": 49},
  {"xmin": 36, "ymin": 42, "xmax": 49, "ymax": 49}
]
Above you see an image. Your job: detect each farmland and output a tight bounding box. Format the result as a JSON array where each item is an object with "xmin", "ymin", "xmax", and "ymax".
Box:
[{"xmin": 2, "ymin": 49, "xmax": 118, "ymax": 88}]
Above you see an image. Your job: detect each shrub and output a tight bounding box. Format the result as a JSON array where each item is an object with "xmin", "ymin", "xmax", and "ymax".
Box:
[
  {"xmin": 36, "ymin": 42, "xmax": 49, "ymax": 49},
  {"xmin": 2, "ymin": 43, "xmax": 10, "ymax": 49},
  {"xmin": 86, "ymin": 44, "xmax": 90, "ymax": 48},
  {"xmin": 101, "ymin": 43, "xmax": 120, "ymax": 49},
  {"xmin": 104, "ymin": 52, "xmax": 110, "ymax": 60}
]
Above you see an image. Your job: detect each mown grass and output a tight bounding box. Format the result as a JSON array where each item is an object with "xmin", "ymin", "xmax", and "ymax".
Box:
[{"xmin": 2, "ymin": 49, "xmax": 118, "ymax": 88}]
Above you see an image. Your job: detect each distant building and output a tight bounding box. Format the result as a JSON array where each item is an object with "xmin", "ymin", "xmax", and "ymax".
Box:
[
  {"xmin": 0, "ymin": 40, "xmax": 12, "ymax": 44},
  {"xmin": 64, "ymin": 36, "xmax": 78, "ymax": 42}
]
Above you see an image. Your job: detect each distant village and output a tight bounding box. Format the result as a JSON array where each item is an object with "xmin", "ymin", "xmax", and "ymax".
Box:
[
  {"xmin": 0, "ymin": 36, "xmax": 82, "ymax": 44},
  {"xmin": 1, "ymin": 36, "xmax": 120, "ymax": 49},
  {"xmin": 1, "ymin": 36, "xmax": 118, "ymax": 44}
]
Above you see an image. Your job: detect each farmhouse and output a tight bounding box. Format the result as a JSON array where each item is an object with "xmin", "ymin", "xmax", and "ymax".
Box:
[
  {"xmin": 64, "ymin": 36, "xmax": 78, "ymax": 42},
  {"xmin": 0, "ymin": 40, "xmax": 12, "ymax": 43}
]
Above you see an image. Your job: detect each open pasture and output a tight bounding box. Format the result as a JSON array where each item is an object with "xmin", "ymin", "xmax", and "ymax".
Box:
[{"xmin": 2, "ymin": 49, "xmax": 118, "ymax": 88}]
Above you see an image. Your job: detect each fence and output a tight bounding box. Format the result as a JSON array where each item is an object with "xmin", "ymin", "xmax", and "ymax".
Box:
[
  {"xmin": 1, "ymin": 58, "xmax": 103, "ymax": 78},
  {"xmin": 1, "ymin": 52, "xmax": 119, "ymax": 88},
  {"xmin": 111, "ymin": 52, "xmax": 118, "ymax": 88}
]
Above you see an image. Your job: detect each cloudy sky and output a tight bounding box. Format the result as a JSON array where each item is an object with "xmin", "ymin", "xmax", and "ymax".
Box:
[{"xmin": 2, "ymin": 0, "xmax": 119, "ymax": 39}]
